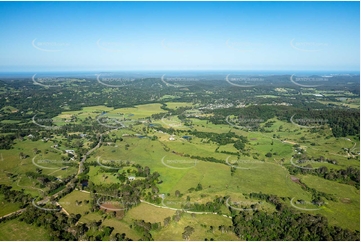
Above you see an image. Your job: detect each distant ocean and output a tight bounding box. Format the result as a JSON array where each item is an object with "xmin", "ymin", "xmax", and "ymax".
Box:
[{"xmin": 0, "ymin": 70, "xmax": 359, "ymax": 79}]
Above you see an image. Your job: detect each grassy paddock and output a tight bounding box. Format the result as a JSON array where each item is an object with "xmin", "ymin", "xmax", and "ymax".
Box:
[
  {"xmin": 0, "ymin": 219, "xmax": 49, "ymax": 240},
  {"xmin": 152, "ymin": 213, "xmax": 239, "ymax": 241},
  {"xmin": 123, "ymin": 202, "xmax": 176, "ymax": 224},
  {"xmin": 59, "ymin": 190, "xmax": 91, "ymax": 215},
  {"xmin": 298, "ymin": 175, "xmax": 360, "ymax": 231},
  {"xmin": 0, "ymin": 194, "xmax": 22, "ymax": 217}
]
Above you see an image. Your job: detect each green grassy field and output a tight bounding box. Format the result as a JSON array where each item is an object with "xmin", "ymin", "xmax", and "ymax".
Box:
[
  {"xmin": 164, "ymin": 102, "xmax": 194, "ymax": 109},
  {"xmin": 88, "ymin": 166, "xmax": 121, "ymax": 185},
  {"xmin": 317, "ymin": 100, "xmax": 360, "ymax": 109},
  {"xmin": 0, "ymin": 219, "xmax": 49, "ymax": 240},
  {"xmin": 101, "ymin": 218, "xmax": 141, "ymax": 240},
  {"xmin": 79, "ymin": 211, "xmax": 103, "ymax": 223},
  {"xmin": 0, "ymin": 139, "xmax": 77, "ymax": 196},
  {"xmin": 78, "ymin": 212, "xmax": 141, "ymax": 240},
  {"xmin": 84, "ymin": 104, "xmax": 359, "ymax": 234},
  {"xmin": 0, "ymin": 194, "xmax": 22, "ymax": 217},
  {"xmin": 152, "ymin": 213, "xmax": 239, "ymax": 241},
  {"xmin": 59, "ymin": 190, "xmax": 91, "ymax": 215},
  {"xmin": 0, "ymin": 120, "xmax": 21, "ymax": 124},
  {"xmin": 91, "ymin": 133, "xmax": 309, "ymax": 201},
  {"xmin": 298, "ymin": 174, "xmax": 360, "ymax": 231},
  {"xmin": 123, "ymin": 203, "xmax": 176, "ymax": 224},
  {"xmin": 0, "ymin": 102, "xmax": 359, "ymax": 238},
  {"xmin": 1, "ymin": 105, "xmax": 18, "ymax": 113}
]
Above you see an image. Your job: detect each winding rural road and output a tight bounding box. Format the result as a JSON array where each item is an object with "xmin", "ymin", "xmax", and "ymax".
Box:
[
  {"xmin": 75, "ymin": 190, "xmax": 232, "ymax": 219},
  {"xmin": 0, "ymin": 208, "xmax": 26, "ymax": 220},
  {"xmin": 78, "ymin": 134, "xmax": 103, "ymax": 175},
  {"xmin": 141, "ymin": 199, "xmax": 232, "ymax": 218}
]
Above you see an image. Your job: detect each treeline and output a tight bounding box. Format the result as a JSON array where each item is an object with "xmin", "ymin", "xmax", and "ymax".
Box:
[
  {"xmin": 20, "ymin": 206, "xmax": 76, "ymax": 240},
  {"xmin": 233, "ymin": 206, "xmax": 360, "ymax": 241},
  {"xmin": 84, "ymin": 163, "xmax": 162, "ymax": 210},
  {"xmin": 209, "ymin": 105, "xmax": 360, "ymax": 138},
  {"xmin": 189, "ymin": 130, "xmax": 248, "ymax": 147},
  {"xmin": 187, "ymin": 154, "xmax": 225, "ymax": 165},
  {"xmin": 0, "ymin": 120, "xmax": 104, "ymax": 150},
  {"xmin": 0, "ymin": 78, "xmax": 159, "ymax": 122},
  {"xmin": 210, "ymin": 105, "xmax": 291, "ymax": 125},
  {"xmin": 19, "ymin": 205, "xmax": 130, "ymax": 240},
  {"xmin": 233, "ymin": 192, "xmax": 360, "ymax": 241},
  {"xmin": 132, "ymin": 211, "xmax": 197, "ymax": 240},
  {"xmin": 132, "ymin": 219, "xmax": 162, "ymax": 241},
  {"xmin": 25, "ymin": 171, "xmax": 64, "ymax": 192},
  {"xmin": 292, "ymin": 109, "xmax": 360, "ymax": 137},
  {"xmin": 0, "ymin": 184, "xmax": 32, "ymax": 208},
  {"xmin": 288, "ymin": 166, "xmax": 360, "ymax": 189},
  {"xmin": 177, "ymin": 196, "xmax": 229, "ymax": 213},
  {"xmin": 293, "ymin": 179, "xmax": 336, "ymax": 204},
  {"xmin": 183, "ymin": 200, "xmax": 223, "ymax": 213},
  {"xmin": 1, "ymin": 76, "xmax": 359, "ymax": 138},
  {"xmin": 0, "ymin": 134, "xmax": 16, "ymax": 149}
]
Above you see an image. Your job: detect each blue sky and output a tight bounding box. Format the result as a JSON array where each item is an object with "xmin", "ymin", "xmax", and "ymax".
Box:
[{"xmin": 0, "ymin": 1, "xmax": 359, "ymax": 72}]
